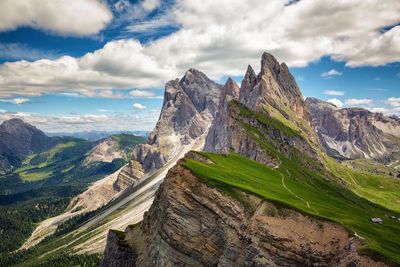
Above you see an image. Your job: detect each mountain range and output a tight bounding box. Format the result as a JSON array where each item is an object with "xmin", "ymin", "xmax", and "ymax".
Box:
[
  {"xmin": 1, "ymin": 53, "xmax": 400, "ymax": 266},
  {"xmin": 0, "ymin": 121, "xmax": 146, "ymax": 265}
]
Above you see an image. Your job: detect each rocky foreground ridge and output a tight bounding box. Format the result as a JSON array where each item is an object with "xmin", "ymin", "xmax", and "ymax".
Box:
[
  {"xmin": 100, "ymin": 53, "xmax": 389, "ymax": 266},
  {"xmin": 101, "ymin": 153, "xmax": 384, "ymax": 267}
]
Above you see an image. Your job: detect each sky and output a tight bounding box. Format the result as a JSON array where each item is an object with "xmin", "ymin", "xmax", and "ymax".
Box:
[{"xmin": 0, "ymin": 0, "xmax": 399, "ymax": 132}]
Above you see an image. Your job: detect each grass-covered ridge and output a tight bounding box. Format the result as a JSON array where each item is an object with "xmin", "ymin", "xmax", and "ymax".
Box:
[
  {"xmin": 231, "ymin": 99, "xmax": 400, "ymax": 213},
  {"xmin": 184, "ymin": 152, "xmax": 400, "ymax": 264},
  {"xmin": 184, "ymin": 100, "xmax": 400, "ymax": 264}
]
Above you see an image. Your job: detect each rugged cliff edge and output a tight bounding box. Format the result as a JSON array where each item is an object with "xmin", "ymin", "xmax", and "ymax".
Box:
[{"xmin": 101, "ymin": 153, "xmax": 385, "ymax": 267}]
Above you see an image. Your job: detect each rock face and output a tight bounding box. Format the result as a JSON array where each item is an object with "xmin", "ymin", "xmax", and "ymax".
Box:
[
  {"xmin": 101, "ymin": 230, "xmax": 136, "ymax": 267},
  {"xmin": 205, "ymin": 78, "xmax": 240, "ymax": 153},
  {"xmin": 306, "ymin": 97, "xmax": 400, "ymax": 164},
  {"xmin": 0, "ymin": 118, "xmax": 53, "ymax": 174},
  {"xmin": 118, "ymin": 69, "xmax": 222, "ymax": 182},
  {"xmin": 101, "ymin": 153, "xmax": 385, "ymax": 267},
  {"xmin": 205, "ymin": 52, "xmax": 320, "ymax": 166},
  {"xmin": 84, "ymin": 137, "xmax": 124, "ymax": 166},
  {"xmin": 240, "ymin": 53, "xmax": 309, "ymax": 122}
]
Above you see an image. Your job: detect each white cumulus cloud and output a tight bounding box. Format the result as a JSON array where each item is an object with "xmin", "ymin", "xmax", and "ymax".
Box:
[
  {"xmin": 0, "ymin": 110, "xmax": 157, "ymax": 132},
  {"xmin": 0, "ymin": 0, "xmax": 399, "ymax": 98},
  {"xmin": 133, "ymin": 103, "xmax": 146, "ymax": 110},
  {"xmin": 386, "ymin": 97, "xmax": 400, "ymax": 107},
  {"xmin": 130, "ymin": 90, "xmax": 156, "ymax": 98},
  {"xmin": 345, "ymin": 98, "xmax": 374, "ymax": 105},
  {"xmin": 324, "ymin": 90, "xmax": 345, "ymax": 96},
  {"xmin": 321, "ymin": 69, "xmax": 343, "ymax": 78},
  {"xmin": 0, "ymin": 98, "xmax": 29, "ymax": 105},
  {"xmin": 0, "ymin": 0, "xmax": 112, "ymax": 36},
  {"xmin": 327, "ymin": 98, "xmax": 343, "ymax": 108}
]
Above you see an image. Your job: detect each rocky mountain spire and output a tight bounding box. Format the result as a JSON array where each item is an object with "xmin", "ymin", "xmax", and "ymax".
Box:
[
  {"xmin": 205, "ymin": 52, "xmax": 319, "ymax": 160},
  {"xmin": 239, "ymin": 65, "xmax": 257, "ymax": 103},
  {"xmin": 121, "ymin": 68, "xmax": 222, "ymax": 179},
  {"xmin": 239, "ymin": 52, "xmax": 309, "ymax": 122}
]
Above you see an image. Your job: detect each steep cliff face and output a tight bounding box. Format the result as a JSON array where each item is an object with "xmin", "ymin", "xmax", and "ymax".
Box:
[
  {"xmin": 101, "ymin": 153, "xmax": 385, "ymax": 267},
  {"xmin": 204, "ymin": 78, "xmax": 240, "ymax": 153},
  {"xmin": 306, "ymin": 97, "xmax": 400, "ymax": 164},
  {"xmin": 118, "ymin": 69, "xmax": 222, "ymax": 182}
]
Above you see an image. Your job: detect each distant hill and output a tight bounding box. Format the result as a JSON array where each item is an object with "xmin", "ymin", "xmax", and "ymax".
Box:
[
  {"xmin": 0, "ymin": 118, "xmax": 56, "ymax": 174},
  {"xmin": 47, "ymin": 130, "xmax": 149, "ymax": 141}
]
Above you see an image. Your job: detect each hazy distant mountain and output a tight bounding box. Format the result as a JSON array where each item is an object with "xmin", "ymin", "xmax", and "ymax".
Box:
[
  {"xmin": 306, "ymin": 97, "xmax": 400, "ymax": 169},
  {"xmin": 47, "ymin": 130, "xmax": 149, "ymax": 141}
]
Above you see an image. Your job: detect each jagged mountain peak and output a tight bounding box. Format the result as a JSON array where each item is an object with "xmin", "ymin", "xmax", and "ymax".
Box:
[
  {"xmin": 239, "ymin": 52, "xmax": 308, "ymax": 122},
  {"xmin": 223, "ymin": 77, "xmax": 240, "ymax": 97},
  {"xmin": 260, "ymin": 51, "xmax": 281, "ymax": 75},
  {"xmin": 181, "ymin": 68, "xmax": 214, "ymax": 86},
  {"xmin": 204, "ymin": 78, "xmax": 240, "ymax": 153},
  {"xmin": 128, "ymin": 68, "xmax": 222, "ymax": 175},
  {"xmin": 0, "ymin": 118, "xmax": 53, "ymax": 174},
  {"xmin": 1, "ymin": 117, "xmax": 25, "ymax": 125},
  {"xmin": 0, "ymin": 118, "xmax": 48, "ymax": 141},
  {"xmin": 239, "ymin": 65, "xmax": 257, "ymax": 101},
  {"xmin": 205, "ymin": 52, "xmax": 321, "ymax": 165}
]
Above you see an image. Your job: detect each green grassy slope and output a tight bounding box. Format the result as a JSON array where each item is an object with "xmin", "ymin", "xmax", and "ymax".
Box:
[
  {"xmin": 112, "ymin": 133, "xmax": 146, "ymax": 151},
  {"xmin": 184, "ymin": 100, "xmax": 400, "ymax": 264},
  {"xmin": 14, "ymin": 141, "xmax": 81, "ymax": 181},
  {"xmin": 184, "ymin": 152, "xmax": 400, "ymax": 264},
  {"xmin": 111, "ymin": 134, "xmax": 146, "ymax": 160}
]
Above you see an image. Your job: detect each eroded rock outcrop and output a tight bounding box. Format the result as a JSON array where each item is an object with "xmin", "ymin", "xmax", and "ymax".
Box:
[
  {"xmin": 306, "ymin": 97, "xmax": 400, "ymax": 165},
  {"xmin": 205, "ymin": 78, "xmax": 240, "ymax": 153},
  {"xmin": 101, "ymin": 153, "xmax": 385, "ymax": 267}
]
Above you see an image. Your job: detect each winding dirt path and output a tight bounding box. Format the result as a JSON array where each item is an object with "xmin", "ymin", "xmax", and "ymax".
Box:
[{"xmin": 280, "ymin": 173, "xmax": 319, "ymax": 215}]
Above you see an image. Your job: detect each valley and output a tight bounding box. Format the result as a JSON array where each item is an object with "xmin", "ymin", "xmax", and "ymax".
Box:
[{"xmin": 0, "ymin": 121, "xmax": 145, "ymax": 266}]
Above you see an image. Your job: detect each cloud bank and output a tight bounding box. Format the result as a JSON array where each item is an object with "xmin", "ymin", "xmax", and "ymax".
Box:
[
  {"xmin": 0, "ymin": 0, "xmax": 112, "ymax": 36},
  {"xmin": 0, "ymin": 109, "xmax": 159, "ymax": 132},
  {"xmin": 0, "ymin": 0, "xmax": 399, "ymax": 99}
]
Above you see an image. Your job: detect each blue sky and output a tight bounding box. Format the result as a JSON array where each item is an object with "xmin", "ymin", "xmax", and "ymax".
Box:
[{"xmin": 0, "ymin": 0, "xmax": 399, "ymax": 132}]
